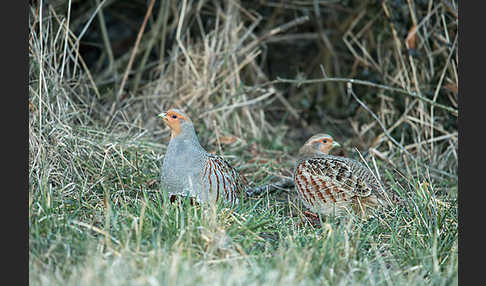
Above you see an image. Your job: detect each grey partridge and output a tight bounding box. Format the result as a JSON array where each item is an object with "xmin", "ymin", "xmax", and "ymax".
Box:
[
  {"xmin": 293, "ymin": 133, "xmax": 400, "ymax": 217},
  {"xmin": 158, "ymin": 108, "xmax": 247, "ymax": 205}
]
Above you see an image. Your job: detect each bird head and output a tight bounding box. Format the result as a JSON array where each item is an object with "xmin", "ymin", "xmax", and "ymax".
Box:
[
  {"xmin": 299, "ymin": 133, "xmax": 341, "ymax": 156},
  {"xmin": 158, "ymin": 108, "xmax": 193, "ymax": 139}
]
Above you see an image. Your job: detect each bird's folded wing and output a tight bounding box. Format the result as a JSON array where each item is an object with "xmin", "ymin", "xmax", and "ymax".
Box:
[{"xmin": 202, "ymin": 154, "xmax": 246, "ymax": 203}]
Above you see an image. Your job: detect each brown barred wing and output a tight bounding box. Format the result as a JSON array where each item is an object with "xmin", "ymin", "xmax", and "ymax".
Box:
[
  {"xmin": 344, "ymin": 157, "xmax": 401, "ymax": 206},
  {"xmin": 202, "ymin": 154, "xmax": 247, "ymax": 205},
  {"xmin": 293, "ymin": 157, "xmax": 374, "ymax": 208}
]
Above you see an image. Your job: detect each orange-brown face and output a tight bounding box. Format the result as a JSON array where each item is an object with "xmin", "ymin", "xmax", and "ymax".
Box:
[
  {"xmin": 307, "ymin": 134, "xmax": 341, "ymax": 155},
  {"xmin": 158, "ymin": 109, "xmax": 190, "ymax": 138}
]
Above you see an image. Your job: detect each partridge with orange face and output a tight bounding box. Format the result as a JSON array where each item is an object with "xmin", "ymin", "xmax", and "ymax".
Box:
[
  {"xmin": 158, "ymin": 108, "xmax": 247, "ymax": 205},
  {"xmin": 294, "ymin": 134, "xmax": 400, "ymax": 216}
]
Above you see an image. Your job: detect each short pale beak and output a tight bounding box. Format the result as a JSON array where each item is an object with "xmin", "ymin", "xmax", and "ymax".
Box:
[
  {"xmin": 332, "ymin": 141, "xmax": 341, "ymax": 148},
  {"xmin": 157, "ymin": 112, "xmax": 167, "ymax": 119}
]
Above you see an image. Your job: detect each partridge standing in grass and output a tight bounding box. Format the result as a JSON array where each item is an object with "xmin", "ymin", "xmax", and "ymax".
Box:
[
  {"xmin": 294, "ymin": 134, "xmax": 400, "ymax": 217},
  {"xmin": 158, "ymin": 108, "xmax": 247, "ymax": 205}
]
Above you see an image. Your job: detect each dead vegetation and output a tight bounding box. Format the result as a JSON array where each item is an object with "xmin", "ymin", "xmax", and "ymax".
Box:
[
  {"xmin": 29, "ymin": 1, "xmax": 458, "ymax": 284},
  {"xmin": 30, "ymin": 0, "xmax": 457, "ymax": 187}
]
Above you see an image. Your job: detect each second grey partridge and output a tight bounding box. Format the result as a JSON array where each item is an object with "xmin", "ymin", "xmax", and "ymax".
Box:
[
  {"xmin": 293, "ymin": 133, "xmax": 400, "ymax": 217},
  {"xmin": 158, "ymin": 108, "xmax": 247, "ymax": 205}
]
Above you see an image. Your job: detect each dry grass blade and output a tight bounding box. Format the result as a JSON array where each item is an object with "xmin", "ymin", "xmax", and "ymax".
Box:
[
  {"xmin": 272, "ymin": 77, "xmax": 458, "ymax": 116},
  {"xmin": 115, "ymin": 0, "xmax": 156, "ymax": 108},
  {"xmin": 346, "ymin": 82, "xmax": 455, "ymax": 179}
]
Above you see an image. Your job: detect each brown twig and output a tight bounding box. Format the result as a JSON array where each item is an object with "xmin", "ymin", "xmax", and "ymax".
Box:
[
  {"xmin": 133, "ymin": 0, "xmax": 169, "ymax": 93},
  {"xmin": 346, "ymin": 82, "xmax": 455, "ymax": 179},
  {"xmin": 240, "ymin": 15, "xmax": 310, "ymax": 55},
  {"xmin": 271, "ymin": 77, "xmax": 458, "ymax": 116},
  {"xmin": 114, "ymin": 0, "xmax": 156, "ymax": 112},
  {"xmin": 245, "ymin": 178, "xmax": 294, "ymax": 197}
]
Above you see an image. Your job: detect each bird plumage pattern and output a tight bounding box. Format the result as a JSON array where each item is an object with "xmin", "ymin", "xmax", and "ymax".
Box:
[
  {"xmin": 159, "ymin": 108, "xmax": 246, "ymax": 205},
  {"xmin": 293, "ymin": 134, "xmax": 400, "ymax": 216}
]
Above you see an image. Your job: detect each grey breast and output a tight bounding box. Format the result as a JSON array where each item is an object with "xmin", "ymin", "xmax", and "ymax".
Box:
[{"xmin": 161, "ymin": 138, "xmax": 206, "ymax": 198}]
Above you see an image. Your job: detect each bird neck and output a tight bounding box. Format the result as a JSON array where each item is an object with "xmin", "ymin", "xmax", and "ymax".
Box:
[
  {"xmin": 168, "ymin": 123, "xmax": 205, "ymax": 152},
  {"xmin": 297, "ymin": 144, "xmax": 326, "ymax": 159}
]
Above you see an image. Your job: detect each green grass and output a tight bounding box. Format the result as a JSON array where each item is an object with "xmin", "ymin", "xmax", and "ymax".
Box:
[{"xmin": 29, "ymin": 127, "xmax": 457, "ymax": 285}]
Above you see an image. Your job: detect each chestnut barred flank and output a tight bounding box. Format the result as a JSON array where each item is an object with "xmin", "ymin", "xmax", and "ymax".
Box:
[{"xmin": 202, "ymin": 154, "xmax": 247, "ymax": 205}]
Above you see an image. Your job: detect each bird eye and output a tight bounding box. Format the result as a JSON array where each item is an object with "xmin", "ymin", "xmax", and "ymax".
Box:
[
  {"xmin": 322, "ymin": 139, "xmax": 327, "ymax": 143},
  {"xmin": 171, "ymin": 115, "xmax": 177, "ymax": 119}
]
